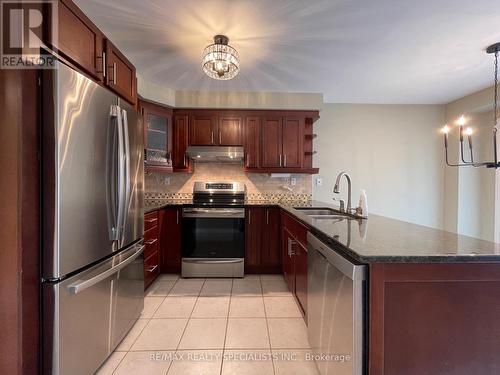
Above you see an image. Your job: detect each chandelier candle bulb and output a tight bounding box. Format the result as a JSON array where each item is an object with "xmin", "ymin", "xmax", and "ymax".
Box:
[{"xmin": 442, "ymin": 125, "xmax": 449, "ymax": 148}]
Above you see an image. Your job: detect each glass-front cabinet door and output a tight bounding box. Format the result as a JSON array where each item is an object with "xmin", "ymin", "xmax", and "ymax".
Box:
[{"xmin": 141, "ymin": 100, "xmax": 173, "ymax": 172}]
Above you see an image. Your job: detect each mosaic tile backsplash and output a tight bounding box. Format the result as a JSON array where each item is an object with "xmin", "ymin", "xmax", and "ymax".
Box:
[{"xmin": 145, "ymin": 162, "xmax": 312, "ymax": 201}]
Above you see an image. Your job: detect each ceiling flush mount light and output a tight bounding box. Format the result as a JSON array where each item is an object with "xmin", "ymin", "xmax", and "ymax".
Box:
[
  {"xmin": 442, "ymin": 42, "xmax": 500, "ymax": 168},
  {"xmin": 202, "ymin": 35, "xmax": 240, "ymax": 80}
]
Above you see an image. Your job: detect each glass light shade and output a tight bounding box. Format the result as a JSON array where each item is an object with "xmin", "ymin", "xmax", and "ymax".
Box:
[{"xmin": 202, "ymin": 35, "xmax": 240, "ymax": 80}]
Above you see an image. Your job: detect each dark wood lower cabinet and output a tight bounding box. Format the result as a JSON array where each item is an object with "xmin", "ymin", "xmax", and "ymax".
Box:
[
  {"xmin": 369, "ymin": 263, "xmax": 500, "ymax": 375},
  {"xmin": 282, "ymin": 227, "xmax": 296, "ymax": 293},
  {"xmin": 159, "ymin": 208, "xmax": 182, "ymax": 273},
  {"xmin": 294, "ymin": 241, "xmax": 307, "ymax": 315},
  {"xmin": 143, "ymin": 211, "xmax": 160, "ymax": 289},
  {"xmin": 245, "ymin": 207, "xmax": 281, "ymax": 273},
  {"xmin": 144, "ymin": 251, "xmax": 160, "ymax": 289},
  {"xmin": 262, "ymin": 208, "xmax": 281, "ymax": 268},
  {"xmin": 281, "ymin": 211, "xmax": 309, "ymax": 317},
  {"xmin": 245, "ymin": 207, "xmax": 263, "ymax": 270}
]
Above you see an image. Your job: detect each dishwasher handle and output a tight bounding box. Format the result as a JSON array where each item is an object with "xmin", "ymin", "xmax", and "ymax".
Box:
[{"xmin": 307, "ymin": 232, "xmax": 365, "ymax": 281}]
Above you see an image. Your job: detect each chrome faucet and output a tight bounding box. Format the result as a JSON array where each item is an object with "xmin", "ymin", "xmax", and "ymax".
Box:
[{"xmin": 333, "ymin": 171, "xmax": 352, "ymax": 213}]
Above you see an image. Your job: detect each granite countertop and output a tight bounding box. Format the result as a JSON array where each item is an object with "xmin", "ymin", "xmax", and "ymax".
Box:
[{"xmin": 144, "ymin": 199, "xmax": 500, "ymax": 263}]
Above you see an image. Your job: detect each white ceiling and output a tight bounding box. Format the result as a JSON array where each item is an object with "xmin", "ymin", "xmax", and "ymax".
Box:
[{"xmin": 75, "ymin": 0, "xmax": 500, "ymax": 104}]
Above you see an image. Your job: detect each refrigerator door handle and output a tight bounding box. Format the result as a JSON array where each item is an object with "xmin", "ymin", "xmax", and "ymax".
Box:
[
  {"xmin": 115, "ymin": 106, "xmax": 126, "ymax": 241},
  {"xmin": 107, "ymin": 105, "xmax": 124, "ymax": 241},
  {"xmin": 121, "ymin": 108, "xmax": 131, "ymax": 241},
  {"xmin": 67, "ymin": 245, "xmax": 144, "ymax": 294}
]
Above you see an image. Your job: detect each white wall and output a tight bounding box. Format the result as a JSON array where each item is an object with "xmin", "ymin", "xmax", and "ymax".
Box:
[
  {"xmin": 313, "ymin": 103, "xmax": 446, "ymax": 229},
  {"xmin": 175, "ymin": 90, "xmax": 323, "ymax": 109},
  {"xmin": 136, "ymin": 77, "xmax": 324, "ymax": 110},
  {"xmin": 137, "ymin": 74, "xmax": 176, "ymax": 106}
]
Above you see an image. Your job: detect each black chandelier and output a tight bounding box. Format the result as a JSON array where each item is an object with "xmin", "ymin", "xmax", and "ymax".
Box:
[{"xmin": 443, "ymin": 42, "xmax": 500, "ymax": 169}]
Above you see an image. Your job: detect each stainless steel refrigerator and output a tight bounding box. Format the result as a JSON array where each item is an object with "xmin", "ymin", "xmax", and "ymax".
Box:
[{"xmin": 41, "ymin": 61, "xmax": 145, "ymax": 375}]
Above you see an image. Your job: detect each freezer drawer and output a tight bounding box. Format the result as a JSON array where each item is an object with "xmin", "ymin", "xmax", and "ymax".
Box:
[{"xmin": 43, "ymin": 242, "xmax": 144, "ymax": 375}]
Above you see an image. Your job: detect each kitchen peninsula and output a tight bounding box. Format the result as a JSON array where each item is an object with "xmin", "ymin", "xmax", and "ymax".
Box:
[{"xmin": 145, "ymin": 197, "xmax": 500, "ymax": 375}]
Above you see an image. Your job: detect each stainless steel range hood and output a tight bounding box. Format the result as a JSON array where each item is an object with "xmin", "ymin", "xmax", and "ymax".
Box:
[{"xmin": 185, "ymin": 146, "xmax": 244, "ymax": 162}]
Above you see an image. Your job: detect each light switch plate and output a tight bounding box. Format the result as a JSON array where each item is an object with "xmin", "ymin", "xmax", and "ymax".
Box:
[{"xmin": 291, "ymin": 178, "xmax": 297, "ymax": 186}]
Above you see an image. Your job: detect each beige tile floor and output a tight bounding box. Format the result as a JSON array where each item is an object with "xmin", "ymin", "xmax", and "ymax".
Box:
[{"xmin": 96, "ymin": 274, "xmax": 319, "ymax": 375}]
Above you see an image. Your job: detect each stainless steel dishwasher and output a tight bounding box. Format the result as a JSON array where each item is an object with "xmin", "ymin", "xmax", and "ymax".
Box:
[{"xmin": 307, "ymin": 232, "xmax": 366, "ymax": 375}]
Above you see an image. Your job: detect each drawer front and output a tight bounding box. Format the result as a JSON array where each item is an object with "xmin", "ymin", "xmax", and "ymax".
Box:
[
  {"xmin": 144, "ymin": 251, "xmax": 160, "ymax": 289},
  {"xmin": 283, "ymin": 212, "xmax": 308, "ymax": 247},
  {"xmin": 144, "ymin": 226, "xmax": 159, "ymax": 259},
  {"xmin": 144, "ymin": 211, "xmax": 159, "ymax": 231}
]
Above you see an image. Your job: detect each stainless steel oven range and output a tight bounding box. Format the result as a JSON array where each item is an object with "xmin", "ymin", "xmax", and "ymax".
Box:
[{"xmin": 181, "ymin": 182, "xmax": 246, "ymax": 277}]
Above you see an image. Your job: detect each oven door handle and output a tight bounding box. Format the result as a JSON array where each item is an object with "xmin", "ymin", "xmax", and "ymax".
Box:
[
  {"xmin": 182, "ymin": 208, "xmax": 245, "ymax": 218},
  {"xmin": 182, "ymin": 259, "xmax": 243, "ymax": 264}
]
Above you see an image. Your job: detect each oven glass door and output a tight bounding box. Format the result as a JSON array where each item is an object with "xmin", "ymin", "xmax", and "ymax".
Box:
[{"xmin": 182, "ymin": 209, "xmax": 245, "ymax": 258}]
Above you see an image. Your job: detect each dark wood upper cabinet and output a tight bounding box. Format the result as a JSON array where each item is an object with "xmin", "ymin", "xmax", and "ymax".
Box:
[
  {"xmin": 261, "ymin": 117, "xmax": 283, "ymax": 167},
  {"xmin": 244, "ymin": 116, "xmax": 260, "ymax": 169},
  {"xmin": 47, "ymin": 1, "xmax": 138, "ymax": 104},
  {"xmin": 173, "ymin": 115, "xmax": 190, "ymax": 171},
  {"xmin": 172, "ymin": 108, "xmax": 319, "ymax": 173},
  {"xmin": 190, "ymin": 113, "xmax": 217, "ymax": 145},
  {"xmin": 282, "ymin": 117, "xmax": 304, "ymax": 168},
  {"xmin": 105, "ymin": 39, "xmax": 137, "ymax": 105},
  {"xmin": 56, "ymin": 0, "xmax": 104, "ymax": 81},
  {"xmin": 141, "ymin": 100, "xmax": 173, "ymax": 172},
  {"xmin": 218, "ymin": 116, "xmax": 242, "ymax": 146}
]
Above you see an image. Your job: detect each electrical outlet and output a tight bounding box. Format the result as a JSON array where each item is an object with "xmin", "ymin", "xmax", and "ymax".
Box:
[
  {"xmin": 290, "ymin": 177, "xmax": 297, "ymax": 186},
  {"xmin": 316, "ymin": 177, "xmax": 323, "ymax": 187},
  {"xmin": 163, "ymin": 177, "xmax": 171, "ymax": 185}
]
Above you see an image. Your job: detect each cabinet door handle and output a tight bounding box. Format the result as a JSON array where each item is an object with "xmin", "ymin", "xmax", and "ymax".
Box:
[
  {"xmin": 145, "ymin": 238, "xmax": 158, "ymax": 245},
  {"xmin": 266, "ymin": 210, "xmax": 269, "ymax": 225},
  {"xmin": 219, "ymin": 131, "xmax": 222, "ymax": 144},
  {"xmin": 279, "ymin": 154, "xmax": 282, "ymax": 167},
  {"xmin": 112, "ymin": 62, "xmax": 117, "ymax": 85},
  {"xmin": 102, "ymin": 52, "xmax": 106, "ymax": 78},
  {"xmin": 211, "ymin": 131, "xmax": 214, "ymax": 144},
  {"xmin": 248, "ymin": 210, "xmax": 251, "ymax": 225},
  {"xmin": 284, "ymin": 154, "xmax": 287, "ymax": 167},
  {"xmin": 288, "ymin": 238, "xmax": 296, "ymax": 257},
  {"xmin": 246, "ymin": 153, "xmax": 250, "ymax": 168},
  {"xmin": 146, "ymin": 265, "xmax": 158, "ymax": 273},
  {"xmin": 145, "ymin": 218, "xmax": 158, "ymax": 223},
  {"xmin": 176, "ymin": 210, "xmax": 179, "ymax": 225}
]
